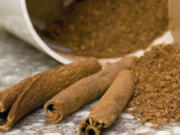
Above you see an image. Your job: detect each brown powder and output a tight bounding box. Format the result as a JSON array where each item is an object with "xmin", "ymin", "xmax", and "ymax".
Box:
[
  {"xmin": 128, "ymin": 45, "xmax": 180, "ymax": 126},
  {"xmin": 38, "ymin": 0, "xmax": 168, "ymax": 58}
]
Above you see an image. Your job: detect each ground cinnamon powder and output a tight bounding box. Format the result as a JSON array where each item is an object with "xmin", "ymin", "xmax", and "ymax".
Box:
[
  {"xmin": 39, "ymin": 0, "xmax": 168, "ymax": 58},
  {"xmin": 128, "ymin": 45, "xmax": 180, "ymax": 125}
]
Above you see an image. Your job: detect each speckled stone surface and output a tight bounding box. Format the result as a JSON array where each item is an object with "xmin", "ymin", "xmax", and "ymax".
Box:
[{"xmin": 0, "ymin": 32, "xmax": 180, "ymax": 135}]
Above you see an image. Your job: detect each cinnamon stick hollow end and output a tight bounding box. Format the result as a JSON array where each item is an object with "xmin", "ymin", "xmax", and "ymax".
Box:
[
  {"xmin": 78, "ymin": 70, "xmax": 134, "ymax": 135},
  {"xmin": 44, "ymin": 101, "xmax": 63, "ymax": 124},
  {"xmin": 78, "ymin": 118, "xmax": 103, "ymax": 135}
]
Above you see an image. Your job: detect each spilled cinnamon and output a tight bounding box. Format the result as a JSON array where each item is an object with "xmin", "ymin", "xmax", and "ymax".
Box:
[
  {"xmin": 44, "ymin": 57, "xmax": 135, "ymax": 124},
  {"xmin": 0, "ymin": 58, "xmax": 101, "ymax": 131},
  {"xmin": 128, "ymin": 45, "xmax": 180, "ymax": 126},
  {"xmin": 78, "ymin": 70, "xmax": 134, "ymax": 135}
]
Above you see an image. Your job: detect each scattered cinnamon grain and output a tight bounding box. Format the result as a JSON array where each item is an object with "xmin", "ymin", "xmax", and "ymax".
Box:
[{"xmin": 128, "ymin": 45, "xmax": 180, "ymax": 125}]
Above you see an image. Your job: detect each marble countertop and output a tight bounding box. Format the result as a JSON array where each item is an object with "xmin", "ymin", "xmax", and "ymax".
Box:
[{"xmin": 0, "ymin": 32, "xmax": 180, "ymax": 135}]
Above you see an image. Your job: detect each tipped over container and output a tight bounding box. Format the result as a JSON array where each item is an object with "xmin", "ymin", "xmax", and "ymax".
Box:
[{"xmin": 0, "ymin": 0, "xmax": 178, "ymax": 64}]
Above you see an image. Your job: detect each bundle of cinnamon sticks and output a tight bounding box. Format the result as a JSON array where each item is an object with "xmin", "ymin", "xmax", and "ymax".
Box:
[{"xmin": 0, "ymin": 57, "xmax": 135, "ymax": 135}]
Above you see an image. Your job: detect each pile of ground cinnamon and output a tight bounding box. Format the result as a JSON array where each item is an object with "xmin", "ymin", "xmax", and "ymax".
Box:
[
  {"xmin": 128, "ymin": 45, "xmax": 180, "ymax": 125},
  {"xmin": 39, "ymin": 0, "xmax": 168, "ymax": 58}
]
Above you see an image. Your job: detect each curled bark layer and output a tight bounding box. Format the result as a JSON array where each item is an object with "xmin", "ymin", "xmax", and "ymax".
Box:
[
  {"xmin": 44, "ymin": 57, "xmax": 134, "ymax": 124},
  {"xmin": 0, "ymin": 58, "xmax": 101, "ymax": 131}
]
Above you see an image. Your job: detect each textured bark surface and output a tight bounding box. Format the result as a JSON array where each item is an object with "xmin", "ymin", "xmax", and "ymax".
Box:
[
  {"xmin": 0, "ymin": 58, "xmax": 101, "ymax": 131},
  {"xmin": 78, "ymin": 70, "xmax": 134, "ymax": 135},
  {"xmin": 44, "ymin": 57, "xmax": 134, "ymax": 124}
]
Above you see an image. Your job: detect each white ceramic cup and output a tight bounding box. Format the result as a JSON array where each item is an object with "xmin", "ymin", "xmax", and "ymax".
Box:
[
  {"xmin": 0, "ymin": 0, "xmax": 73, "ymax": 64},
  {"xmin": 0, "ymin": 0, "xmax": 178, "ymax": 64}
]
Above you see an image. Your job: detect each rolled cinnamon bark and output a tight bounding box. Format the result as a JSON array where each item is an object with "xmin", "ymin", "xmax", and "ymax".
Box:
[
  {"xmin": 78, "ymin": 70, "xmax": 134, "ymax": 135},
  {"xmin": 44, "ymin": 57, "xmax": 134, "ymax": 124},
  {"xmin": 0, "ymin": 58, "xmax": 101, "ymax": 131}
]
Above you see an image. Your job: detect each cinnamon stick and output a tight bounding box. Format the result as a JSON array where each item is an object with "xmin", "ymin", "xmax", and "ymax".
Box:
[
  {"xmin": 44, "ymin": 57, "xmax": 134, "ymax": 124},
  {"xmin": 78, "ymin": 70, "xmax": 134, "ymax": 135},
  {"xmin": 0, "ymin": 58, "xmax": 101, "ymax": 131}
]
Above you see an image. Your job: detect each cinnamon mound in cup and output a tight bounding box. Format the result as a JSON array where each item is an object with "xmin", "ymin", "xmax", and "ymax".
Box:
[{"xmin": 31, "ymin": 0, "xmax": 168, "ymax": 58}]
